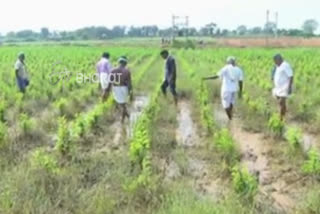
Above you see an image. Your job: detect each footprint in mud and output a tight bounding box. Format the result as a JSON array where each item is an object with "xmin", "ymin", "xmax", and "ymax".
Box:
[
  {"xmin": 230, "ymin": 119, "xmax": 273, "ymax": 184},
  {"xmin": 188, "ymin": 158, "xmax": 208, "ymax": 178},
  {"xmin": 187, "ymin": 157, "xmax": 222, "ymax": 199},
  {"xmin": 176, "ymin": 101, "xmax": 200, "ymax": 147},
  {"xmin": 156, "ymin": 157, "xmax": 181, "ymax": 181}
]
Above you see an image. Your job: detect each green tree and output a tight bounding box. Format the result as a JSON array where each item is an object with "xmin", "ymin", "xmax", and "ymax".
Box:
[
  {"xmin": 302, "ymin": 19, "xmax": 319, "ymax": 35},
  {"xmin": 40, "ymin": 27, "xmax": 50, "ymax": 39},
  {"xmin": 205, "ymin": 22, "xmax": 217, "ymax": 36},
  {"xmin": 237, "ymin": 25, "xmax": 247, "ymax": 35},
  {"xmin": 250, "ymin": 26, "xmax": 262, "ymax": 35}
]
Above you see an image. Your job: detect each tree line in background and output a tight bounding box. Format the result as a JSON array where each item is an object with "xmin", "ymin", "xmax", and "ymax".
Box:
[{"xmin": 0, "ymin": 19, "xmax": 318, "ymax": 43}]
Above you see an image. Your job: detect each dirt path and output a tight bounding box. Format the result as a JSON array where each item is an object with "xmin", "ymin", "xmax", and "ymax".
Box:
[{"xmin": 214, "ymin": 105, "xmax": 305, "ymax": 213}]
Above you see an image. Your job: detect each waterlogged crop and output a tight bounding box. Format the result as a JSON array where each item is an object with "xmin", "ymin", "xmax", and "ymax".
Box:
[
  {"xmin": 214, "ymin": 128, "xmax": 237, "ymax": 162},
  {"xmin": 302, "ymin": 149, "xmax": 320, "ymax": 176},
  {"xmin": 232, "ymin": 165, "xmax": 258, "ymax": 201},
  {"xmin": 285, "ymin": 127, "xmax": 302, "ymax": 150},
  {"xmin": 268, "ymin": 114, "xmax": 285, "ymax": 136}
]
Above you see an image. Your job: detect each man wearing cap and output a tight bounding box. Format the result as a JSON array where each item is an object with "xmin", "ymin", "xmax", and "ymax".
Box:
[
  {"xmin": 110, "ymin": 56, "xmax": 133, "ymax": 123},
  {"xmin": 272, "ymin": 54, "xmax": 294, "ymax": 121},
  {"xmin": 202, "ymin": 56, "xmax": 244, "ymax": 120},
  {"xmin": 96, "ymin": 52, "xmax": 112, "ymax": 101},
  {"xmin": 15, "ymin": 52, "xmax": 29, "ymax": 93},
  {"xmin": 160, "ymin": 50, "xmax": 178, "ymax": 105}
]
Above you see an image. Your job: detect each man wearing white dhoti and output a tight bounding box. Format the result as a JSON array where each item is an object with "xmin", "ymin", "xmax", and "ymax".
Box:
[{"xmin": 110, "ymin": 56, "xmax": 133, "ymax": 123}]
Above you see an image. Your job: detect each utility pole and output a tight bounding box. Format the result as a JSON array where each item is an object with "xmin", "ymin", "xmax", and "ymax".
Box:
[
  {"xmin": 275, "ymin": 12, "xmax": 278, "ymax": 38},
  {"xmin": 266, "ymin": 10, "xmax": 270, "ymax": 47},
  {"xmin": 172, "ymin": 14, "xmax": 189, "ymax": 41},
  {"xmin": 186, "ymin": 16, "xmax": 189, "ymax": 39},
  {"xmin": 172, "ymin": 15, "xmax": 177, "ymax": 41}
]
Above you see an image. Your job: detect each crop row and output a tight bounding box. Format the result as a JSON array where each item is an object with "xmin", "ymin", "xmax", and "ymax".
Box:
[{"xmin": 55, "ymin": 53, "xmax": 158, "ymax": 155}]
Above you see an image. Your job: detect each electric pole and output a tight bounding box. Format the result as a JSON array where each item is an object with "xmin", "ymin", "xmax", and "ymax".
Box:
[
  {"xmin": 172, "ymin": 15, "xmax": 189, "ymax": 41},
  {"xmin": 275, "ymin": 12, "xmax": 278, "ymax": 38},
  {"xmin": 266, "ymin": 10, "xmax": 270, "ymax": 46}
]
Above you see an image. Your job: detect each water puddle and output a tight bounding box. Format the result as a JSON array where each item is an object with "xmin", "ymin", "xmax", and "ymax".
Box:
[
  {"xmin": 94, "ymin": 95, "xmax": 149, "ymax": 154},
  {"xmin": 288, "ymin": 122, "xmax": 320, "ymax": 153},
  {"xmin": 176, "ymin": 101, "xmax": 200, "ymax": 147},
  {"xmin": 127, "ymin": 95, "xmax": 150, "ymax": 138},
  {"xmin": 175, "ymin": 101, "xmax": 221, "ymax": 199}
]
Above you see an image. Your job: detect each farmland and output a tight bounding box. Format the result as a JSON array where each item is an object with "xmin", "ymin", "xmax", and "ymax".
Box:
[{"xmin": 0, "ymin": 45, "xmax": 320, "ymax": 214}]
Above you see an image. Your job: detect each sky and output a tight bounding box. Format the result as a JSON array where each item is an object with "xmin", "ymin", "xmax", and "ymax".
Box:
[{"xmin": 0, "ymin": 0, "xmax": 320, "ymax": 34}]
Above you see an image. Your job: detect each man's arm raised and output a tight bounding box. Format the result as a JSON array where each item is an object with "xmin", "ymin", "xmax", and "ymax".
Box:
[{"xmin": 202, "ymin": 75, "xmax": 219, "ymax": 80}]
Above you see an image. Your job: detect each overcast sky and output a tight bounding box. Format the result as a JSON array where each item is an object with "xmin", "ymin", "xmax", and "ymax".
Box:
[{"xmin": 1, "ymin": 0, "xmax": 319, "ymax": 34}]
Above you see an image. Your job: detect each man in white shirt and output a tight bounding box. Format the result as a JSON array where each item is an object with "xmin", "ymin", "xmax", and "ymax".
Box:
[
  {"xmin": 96, "ymin": 52, "xmax": 112, "ymax": 101},
  {"xmin": 15, "ymin": 52, "xmax": 29, "ymax": 93},
  {"xmin": 203, "ymin": 56, "xmax": 244, "ymax": 120},
  {"xmin": 272, "ymin": 54, "xmax": 294, "ymax": 121}
]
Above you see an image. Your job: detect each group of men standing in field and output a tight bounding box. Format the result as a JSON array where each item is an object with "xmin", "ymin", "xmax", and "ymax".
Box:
[
  {"xmin": 96, "ymin": 53, "xmax": 133, "ymax": 122},
  {"xmin": 95, "ymin": 50, "xmax": 178, "ymax": 122},
  {"xmin": 203, "ymin": 53, "xmax": 293, "ymax": 121},
  {"xmin": 14, "ymin": 50, "xmax": 293, "ymax": 122}
]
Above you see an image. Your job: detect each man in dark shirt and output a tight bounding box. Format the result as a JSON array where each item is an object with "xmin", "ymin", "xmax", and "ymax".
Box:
[{"xmin": 160, "ymin": 50, "xmax": 178, "ymax": 105}]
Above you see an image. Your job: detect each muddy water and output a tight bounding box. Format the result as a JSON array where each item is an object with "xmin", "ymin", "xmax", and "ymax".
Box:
[
  {"xmin": 288, "ymin": 123, "xmax": 319, "ymax": 153},
  {"xmin": 127, "ymin": 95, "xmax": 149, "ymax": 138},
  {"xmin": 174, "ymin": 101, "xmax": 222, "ymax": 198},
  {"xmin": 176, "ymin": 101, "xmax": 200, "ymax": 147},
  {"xmin": 95, "ymin": 95, "xmax": 149, "ymax": 154}
]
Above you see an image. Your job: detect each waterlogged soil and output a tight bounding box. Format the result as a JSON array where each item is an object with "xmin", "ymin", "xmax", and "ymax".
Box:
[
  {"xmin": 288, "ymin": 122, "xmax": 320, "ymax": 153},
  {"xmin": 231, "ymin": 120, "xmax": 273, "ymax": 185},
  {"xmin": 127, "ymin": 95, "xmax": 149, "ymax": 138},
  {"xmin": 176, "ymin": 101, "xmax": 200, "ymax": 147},
  {"xmin": 214, "ymin": 105, "xmax": 307, "ymax": 213},
  {"xmin": 160, "ymin": 101, "xmax": 223, "ymax": 199},
  {"xmin": 95, "ymin": 95, "xmax": 149, "ymax": 154}
]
